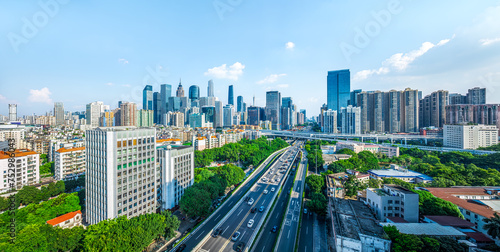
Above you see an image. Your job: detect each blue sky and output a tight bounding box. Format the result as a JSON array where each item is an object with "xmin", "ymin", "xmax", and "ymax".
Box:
[{"xmin": 1, "ymin": 0, "xmax": 500, "ymax": 117}]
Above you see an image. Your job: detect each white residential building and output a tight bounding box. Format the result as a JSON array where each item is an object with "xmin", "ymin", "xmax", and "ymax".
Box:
[
  {"xmin": 85, "ymin": 126, "xmax": 156, "ymax": 225},
  {"xmin": 323, "ymin": 109, "xmax": 338, "ymax": 133},
  {"xmin": 0, "ymin": 129, "xmax": 27, "ymax": 150},
  {"xmin": 366, "ymin": 185, "xmax": 420, "ymax": 223},
  {"xmin": 444, "ymin": 124, "xmax": 498, "ymax": 149},
  {"xmin": 86, "ymin": 101, "xmax": 105, "ymax": 128},
  {"xmin": 341, "ymin": 105, "xmax": 361, "ymax": 134},
  {"xmin": 156, "ymin": 145, "xmax": 194, "ymax": 210},
  {"xmin": 54, "ymin": 146, "xmax": 86, "ymax": 180},
  {"xmin": 0, "ymin": 149, "xmax": 39, "ymax": 193}
]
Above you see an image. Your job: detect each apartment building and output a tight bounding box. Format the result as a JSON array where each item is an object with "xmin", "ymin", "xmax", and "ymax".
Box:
[
  {"xmin": 54, "ymin": 146, "xmax": 86, "ymax": 180},
  {"xmin": 367, "ymin": 185, "xmax": 419, "ymax": 223},
  {"xmin": 0, "ymin": 149, "xmax": 40, "ymax": 193},
  {"xmin": 85, "ymin": 127, "xmax": 156, "ymax": 225},
  {"xmin": 444, "ymin": 124, "xmax": 499, "ymax": 149}
]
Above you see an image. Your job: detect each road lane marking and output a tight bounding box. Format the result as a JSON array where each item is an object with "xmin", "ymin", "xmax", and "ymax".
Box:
[
  {"xmin": 306, "ymin": 227, "xmax": 308, "ymax": 235},
  {"xmin": 287, "ymin": 230, "xmax": 291, "ymax": 239},
  {"xmin": 214, "ymin": 214, "xmax": 221, "ymax": 221},
  {"xmin": 237, "ymin": 209, "xmax": 243, "ymax": 216},
  {"xmin": 195, "ymin": 231, "xmax": 205, "ymax": 240}
]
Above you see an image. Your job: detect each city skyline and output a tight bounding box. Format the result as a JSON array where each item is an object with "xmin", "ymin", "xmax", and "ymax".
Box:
[{"xmin": 1, "ymin": 1, "xmax": 500, "ymax": 117}]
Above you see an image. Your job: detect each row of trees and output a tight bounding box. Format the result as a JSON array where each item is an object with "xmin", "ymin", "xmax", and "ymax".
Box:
[
  {"xmin": 64, "ymin": 175, "xmax": 85, "ymax": 192},
  {"xmin": 305, "ymin": 141, "xmax": 325, "ymax": 170},
  {"xmin": 328, "ymin": 149, "xmax": 380, "ymax": 173},
  {"xmin": 180, "ymin": 164, "xmax": 245, "ymax": 217},
  {"xmin": 304, "ymin": 174, "xmax": 327, "ymax": 215},
  {"xmin": 39, "ymin": 154, "xmax": 54, "ymax": 175},
  {"xmin": 194, "ymin": 137, "xmax": 289, "ymax": 168},
  {"xmin": 0, "ymin": 181, "xmax": 65, "ymax": 211}
]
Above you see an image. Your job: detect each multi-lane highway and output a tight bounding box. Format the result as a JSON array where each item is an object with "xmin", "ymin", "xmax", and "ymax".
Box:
[
  {"xmin": 166, "ymin": 148, "xmax": 287, "ymax": 252},
  {"xmin": 195, "ymin": 147, "xmax": 300, "ymax": 252},
  {"xmin": 274, "ymin": 148, "xmax": 307, "ymax": 252}
]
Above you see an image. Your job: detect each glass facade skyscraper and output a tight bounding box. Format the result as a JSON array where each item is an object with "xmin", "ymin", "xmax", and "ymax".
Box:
[
  {"xmin": 228, "ymin": 85, "xmax": 234, "ymax": 105},
  {"xmin": 160, "ymin": 84, "xmax": 172, "ymax": 121},
  {"xmin": 143, "ymin": 85, "xmax": 153, "ymax": 110},
  {"xmin": 237, "ymin": 96, "xmax": 244, "ymax": 112},
  {"xmin": 266, "ymin": 91, "xmax": 281, "ymax": 130},
  {"xmin": 327, "ymin": 69, "xmax": 350, "ymax": 111},
  {"xmin": 207, "ymin": 80, "xmax": 214, "ymax": 97},
  {"xmin": 189, "ymin": 85, "xmax": 200, "ymax": 101}
]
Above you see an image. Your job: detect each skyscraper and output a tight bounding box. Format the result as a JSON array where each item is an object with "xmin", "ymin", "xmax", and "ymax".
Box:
[
  {"xmin": 189, "ymin": 85, "xmax": 200, "ymax": 101},
  {"xmin": 8, "ymin": 104, "xmax": 17, "ymax": 121},
  {"xmin": 228, "ymin": 85, "xmax": 234, "ymax": 106},
  {"xmin": 223, "ymin": 104, "xmax": 234, "ymax": 127},
  {"xmin": 419, "ymin": 90, "xmax": 448, "ymax": 128},
  {"xmin": 85, "ymin": 127, "xmax": 156, "ymax": 225},
  {"xmin": 120, "ymin": 102, "xmax": 137, "ymax": 126},
  {"xmin": 341, "ymin": 105, "xmax": 361, "ymax": 134},
  {"xmin": 247, "ymin": 106, "xmax": 260, "ymax": 126},
  {"xmin": 237, "ymin": 96, "xmax": 244, "ymax": 112},
  {"xmin": 160, "ymin": 84, "xmax": 172, "ymax": 118},
  {"xmin": 214, "ymin": 100, "xmax": 223, "ymax": 128},
  {"xmin": 323, "ymin": 110, "xmax": 338, "ymax": 133},
  {"xmin": 266, "ymin": 91, "xmax": 281, "ymax": 130},
  {"xmin": 86, "ymin": 101, "xmax": 104, "ymax": 128},
  {"xmin": 327, "ymin": 69, "xmax": 351, "ymax": 111},
  {"xmin": 281, "ymin": 97, "xmax": 294, "ymax": 130},
  {"xmin": 300, "ymin": 109, "xmax": 306, "ymax": 120},
  {"xmin": 403, "ymin": 88, "xmax": 419, "ymax": 133},
  {"xmin": 201, "ymin": 106, "xmax": 215, "ymax": 124},
  {"xmin": 207, "ymin": 80, "xmax": 214, "ymax": 97},
  {"xmin": 176, "ymin": 80, "xmax": 185, "ymax": 97},
  {"xmin": 143, "ymin": 85, "xmax": 153, "ymax": 110},
  {"xmin": 349, "ymin": 89, "xmax": 362, "ymax": 107},
  {"xmin": 54, "ymin": 102, "xmax": 65, "ymax": 125},
  {"xmin": 466, "ymin": 87, "xmax": 486, "ymax": 105},
  {"xmin": 153, "ymin": 92, "xmax": 161, "ymax": 124}
]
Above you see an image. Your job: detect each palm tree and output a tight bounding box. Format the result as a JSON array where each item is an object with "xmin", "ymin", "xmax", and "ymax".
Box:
[{"xmin": 484, "ymin": 213, "xmax": 500, "ymax": 239}]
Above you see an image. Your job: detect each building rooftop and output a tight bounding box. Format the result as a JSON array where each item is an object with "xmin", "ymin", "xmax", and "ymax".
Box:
[
  {"xmin": 424, "ymin": 215, "xmax": 475, "ymax": 228},
  {"xmin": 464, "ymin": 232, "xmax": 495, "ymax": 243},
  {"xmin": 380, "ymin": 223, "xmax": 466, "ymax": 237},
  {"xmin": 386, "ymin": 216, "xmax": 409, "ymax": 223},
  {"xmin": 156, "ymin": 145, "xmax": 192, "ymax": 150},
  {"xmin": 368, "ymin": 168, "xmax": 433, "ymax": 181},
  {"xmin": 46, "ymin": 210, "xmax": 82, "ymax": 226},
  {"xmin": 56, "ymin": 146, "xmax": 85, "ymax": 153},
  {"xmin": 426, "ymin": 187, "xmax": 500, "ymax": 218},
  {"xmin": 384, "ymin": 185, "xmax": 417, "ymax": 195},
  {"xmin": 333, "ymin": 198, "xmax": 387, "ymax": 240},
  {"xmin": 0, "ymin": 149, "xmax": 38, "ymax": 159}
]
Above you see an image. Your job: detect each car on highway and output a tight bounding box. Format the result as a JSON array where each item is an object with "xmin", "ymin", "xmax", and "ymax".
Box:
[
  {"xmin": 175, "ymin": 244, "xmax": 186, "ymax": 252},
  {"xmin": 259, "ymin": 206, "xmax": 265, "ymax": 212},
  {"xmin": 244, "ymin": 196, "xmax": 249, "ymax": 202},
  {"xmin": 271, "ymin": 187, "xmax": 275, "ymax": 192},
  {"xmin": 235, "ymin": 242, "xmax": 245, "ymax": 252},
  {"xmin": 271, "ymin": 225, "xmax": 278, "ymax": 233},
  {"xmin": 248, "ymin": 198, "xmax": 254, "ymax": 205},
  {"xmin": 232, "ymin": 231, "xmax": 241, "ymax": 241},
  {"xmin": 263, "ymin": 190, "xmax": 268, "ymax": 194},
  {"xmin": 212, "ymin": 227, "xmax": 223, "ymax": 237},
  {"xmin": 304, "ymin": 208, "xmax": 308, "ymax": 214},
  {"xmin": 251, "ymin": 207, "xmax": 257, "ymax": 213},
  {"xmin": 247, "ymin": 219, "xmax": 254, "ymax": 228}
]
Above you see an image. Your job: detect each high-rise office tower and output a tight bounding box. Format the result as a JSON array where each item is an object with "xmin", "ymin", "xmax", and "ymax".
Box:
[
  {"xmin": 189, "ymin": 85, "xmax": 200, "ymax": 102},
  {"xmin": 404, "ymin": 88, "xmax": 419, "ymax": 133},
  {"xmin": 223, "ymin": 104, "xmax": 234, "ymax": 127},
  {"xmin": 228, "ymin": 85, "xmax": 234, "ymax": 105},
  {"xmin": 281, "ymin": 97, "xmax": 294, "ymax": 130},
  {"xmin": 153, "ymin": 92, "xmax": 161, "ymax": 124},
  {"xmin": 118, "ymin": 101, "xmax": 123, "ymax": 109},
  {"xmin": 247, "ymin": 106, "xmax": 260, "ymax": 126},
  {"xmin": 54, "ymin": 102, "xmax": 65, "ymax": 125},
  {"xmin": 143, "ymin": 85, "xmax": 153, "ymax": 110},
  {"xmin": 341, "ymin": 105, "xmax": 361, "ymax": 134},
  {"xmin": 120, "ymin": 102, "xmax": 137, "ymax": 126},
  {"xmin": 176, "ymin": 80, "xmax": 185, "ymax": 97},
  {"xmin": 85, "ymin": 127, "xmax": 156, "ymax": 225},
  {"xmin": 86, "ymin": 101, "xmax": 104, "ymax": 128},
  {"xmin": 323, "ymin": 109, "xmax": 338, "ymax": 133},
  {"xmin": 327, "ymin": 69, "xmax": 351, "ymax": 111},
  {"xmin": 214, "ymin": 100, "xmax": 223, "ymax": 128},
  {"xmin": 160, "ymin": 84, "xmax": 172, "ymax": 118},
  {"xmin": 466, "ymin": 87, "xmax": 486, "ymax": 105},
  {"xmin": 8, "ymin": 104, "xmax": 17, "ymax": 121},
  {"xmin": 201, "ymin": 106, "xmax": 215, "ymax": 125},
  {"xmin": 349, "ymin": 89, "xmax": 362, "ymax": 107},
  {"xmin": 266, "ymin": 91, "xmax": 281, "ymax": 130},
  {"xmin": 300, "ymin": 109, "xmax": 306, "ymax": 120},
  {"xmin": 207, "ymin": 80, "xmax": 214, "ymax": 97},
  {"xmin": 419, "ymin": 90, "xmax": 448, "ymax": 128},
  {"xmin": 237, "ymin": 96, "xmax": 244, "ymax": 112}
]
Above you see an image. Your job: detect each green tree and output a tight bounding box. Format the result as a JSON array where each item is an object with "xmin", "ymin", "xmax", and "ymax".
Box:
[
  {"xmin": 305, "ymin": 175, "xmax": 324, "ymax": 194},
  {"xmin": 344, "ymin": 175, "xmax": 362, "ymax": 197},
  {"xmin": 179, "ymin": 187, "xmax": 212, "ymax": 217},
  {"xmin": 484, "ymin": 213, "xmax": 500, "ymax": 240},
  {"xmin": 307, "ymin": 192, "xmax": 328, "ymax": 216},
  {"xmin": 336, "ymin": 148, "xmax": 356, "ymax": 156},
  {"xmin": 328, "ymin": 162, "xmax": 346, "ymax": 173},
  {"xmin": 162, "ymin": 211, "xmax": 181, "ymax": 239}
]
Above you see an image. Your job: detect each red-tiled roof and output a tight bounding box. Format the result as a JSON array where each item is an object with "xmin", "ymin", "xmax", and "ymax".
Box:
[
  {"xmin": 46, "ymin": 210, "xmax": 82, "ymax": 226},
  {"xmin": 426, "ymin": 187, "xmax": 497, "ymax": 218},
  {"xmin": 0, "ymin": 149, "xmax": 38, "ymax": 159},
  {"xmin": 56, "ymin": 146, "xmax": 85, "ymax": 153},
  {"xmin": 424, "ymin": 215, "xmax": 475, "ymax": 227},
  {"xmin": 465, "ymin": 232, "xmax": 495, "ymax": 243}
]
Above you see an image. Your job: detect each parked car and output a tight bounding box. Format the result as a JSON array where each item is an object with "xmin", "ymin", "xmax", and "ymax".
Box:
[{"xmin": 232, "ymin": 231, "xmax": 241, "ymax": 241}]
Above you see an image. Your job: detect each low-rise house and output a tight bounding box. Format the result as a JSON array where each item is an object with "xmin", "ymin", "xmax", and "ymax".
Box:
[
  {"xmin": 366, "ymin": 185, "xmax": 419, "ymax": 223},
  {"xmin": 46, "ymin": 210, "xmax": 82, "ymax": 229}
]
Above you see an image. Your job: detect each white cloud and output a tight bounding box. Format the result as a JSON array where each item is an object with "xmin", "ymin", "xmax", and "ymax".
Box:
[
  {"xmin": 105, "ymin": 82, "xmax": 114, "ymax": 86},
  {"xmin": 353, "ymin": 67, "xmax": 390, "ymax": 81},
  {"xmin": 480, "ymin": 37, "xmax": 500, "ymax": 46},
  {"xmin": 354, "ymin": 36, "xmax": 454, "ymax": 81},
  {"xmin": 28, "ymin": 87, "xmax": 53, "ymax": 104},
  {"xmin": 0, "ymin": 94, "xmax": 6, "ymax": 101},
  {"xmin": 204, "ymin": 62, "xmax": 245, "ymax": 81},
  {"xmin": 257, "ymin": 74, "xmax": 286, "ymax": 84},
  {"xmin": 285, "ymin": 42, "xmax": 295, "ymax": 50},
  {"xmin": 118, "ymin": 58, "xmax": 129, "ymax": 64},
  {"xmin": 276, "ymin": 84, "xmax": 289, "ymax": 88}
]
